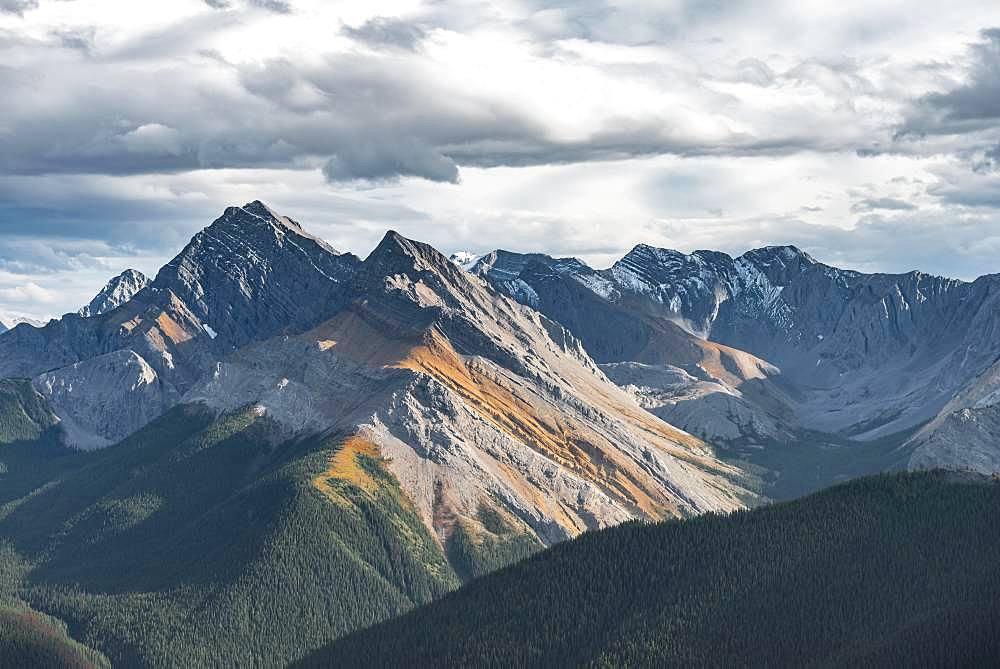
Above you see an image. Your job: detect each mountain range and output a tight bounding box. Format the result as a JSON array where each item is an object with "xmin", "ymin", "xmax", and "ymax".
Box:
[
  {"xmin": 466, "ymin": 243, "xmax": 1000, "ymax": 487},
  {"xmin": 1, "ymin": 200, "xmax": 998, "ymax": 666}
]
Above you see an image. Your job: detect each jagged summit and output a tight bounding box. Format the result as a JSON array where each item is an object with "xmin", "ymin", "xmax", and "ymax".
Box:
[
  {"xmin": 78, "ymin": 268, "xmax": 150, "ymax": 318},
  {"xmin": 355, "ymin": 230, "xmax": 474, "ymax": 301},
  {"xmin": 366, "ymin": 229, "xmax": 445, "ymax": 267},
  {"xmin": 149, "ymin": 202, "xmax": 360, "ymax": 344},
  {"xmin": 742, "ymin": 244, "xmax": 813, "ymax": 262},
  {"xmin": 0, "ymin": 202, "xmax": 362, "ymax": 448},
  {"xmin": 201, "ymin": 200, "xmax": 342, "ymax": 254},
  {"xmin": 242, "ymin": 199, "xmax": 301, "ymax": 229}
]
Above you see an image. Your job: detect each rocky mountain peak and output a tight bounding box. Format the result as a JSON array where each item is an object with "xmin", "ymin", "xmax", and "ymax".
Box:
[
  {"xmin": 148, "ymin": 203, "xmax": 361, "ymax": 347},
  {"xmin": 738, "ymin": 245, "xmax": 817, "ymax": 284},
  {"xmin": 361, "ymin": 231, "xmax": 470, "ymax": 284},
  {"xmin": 78, "ymin": 268, "xmax": 150, "ymax": 318},
  {"xmin": 241, "ymin": 199, "xmax": 301, "ymax": 229}
]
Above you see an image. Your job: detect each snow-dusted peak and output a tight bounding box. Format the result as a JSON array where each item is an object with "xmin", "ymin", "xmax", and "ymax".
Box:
[
  {"xmin": 449, "ymin": 251, "xmax": 481, "ymax": 271},
  {"xmin": 79, "ymin": 269, "xmax": 150, "ymax": 318},
  {"xmin": 740, "ymin": 245, "xmax": 816, "ymax": 270},
  {"xmin": 8, "ymin": 316, "xmax": 49, "ymax": 329}
]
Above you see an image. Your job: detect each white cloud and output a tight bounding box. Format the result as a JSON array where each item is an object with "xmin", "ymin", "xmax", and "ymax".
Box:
[
  {"xmin": 0, "ymin": 280, "xmax": 57, "ymax": 304},
  {"xmin": 1, "ymin": 0, "xmax": 1000, "ymax": 319}
]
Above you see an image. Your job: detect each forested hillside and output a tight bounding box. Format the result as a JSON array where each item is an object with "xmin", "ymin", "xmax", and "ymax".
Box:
[
  {"xmin": 0, "ymin": 602, "xmax": 109, "ymax": 669},
  {"xmin": 0, "ymin": 399, "xmax": 536, "ymax": 667},
  {"xmin": 304, "ymin": 471, "xmax": 1000, "ymax": 667}
]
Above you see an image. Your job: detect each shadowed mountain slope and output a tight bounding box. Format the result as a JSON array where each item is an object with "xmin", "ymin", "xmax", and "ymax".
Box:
[{"xmin": 302, "ymin": 471, "xmax": 1000, "ymax": 668}]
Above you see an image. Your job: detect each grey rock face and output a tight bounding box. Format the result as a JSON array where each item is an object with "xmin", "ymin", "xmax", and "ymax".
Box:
[
  {"xmin": 906, "ymin": 357, "xmax": 1000, "ymax": 473},
  {"xmin": 78, "ymin": 269, "xmax": 150, "ymax": 318},
  {"xmin": 33, "ymin": 349, "xmax": 180, "ymax": 449},
  {"xmin": 150, "ymin": 200, "xmax": 360, "ymax": 353}
]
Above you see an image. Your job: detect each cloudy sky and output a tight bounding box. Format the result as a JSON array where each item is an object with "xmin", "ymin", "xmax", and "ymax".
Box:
[{"xmin": 2, "ymin": 0, "xmax": 1000, "ymax": 322}]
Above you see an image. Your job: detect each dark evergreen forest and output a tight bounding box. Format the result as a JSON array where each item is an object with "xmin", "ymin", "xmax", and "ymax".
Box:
[{"xmin": 304, "ymin": 471, "xmax": 1000, "ymax": 668}]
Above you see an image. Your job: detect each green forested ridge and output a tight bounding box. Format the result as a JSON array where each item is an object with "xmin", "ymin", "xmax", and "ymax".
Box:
[
  {"xmin": 445, "ymin": 503, "xmax": 543, "ymax": 582},
  {"xmin": 0, "ymin": 379, "xmax": 86, "ymax": 520},
  {"xmin": 0, "ymin": 601, "xmax": 110, "ymax": 669},
  {"xmin": 0, "ymin": 398, "xmax": 534, "ymax": 667},
  {"xmin": 303, "ymin": 471, "xmax": 1000, "ymax": 668}
]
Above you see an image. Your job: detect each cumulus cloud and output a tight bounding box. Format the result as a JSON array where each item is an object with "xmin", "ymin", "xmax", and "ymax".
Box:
[
  {"xmin": 0, "ymin": 2, "xmax": 953, "ymax": 184},
  {"xmin": 2, "ymin": 1, "xmax": 1000, "ymax": 319}
]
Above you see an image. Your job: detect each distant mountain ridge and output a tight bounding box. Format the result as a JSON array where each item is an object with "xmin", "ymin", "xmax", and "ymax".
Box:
[{"xmin": 466, "ymin": 243, "xmax": 1000, "ymax": 478}]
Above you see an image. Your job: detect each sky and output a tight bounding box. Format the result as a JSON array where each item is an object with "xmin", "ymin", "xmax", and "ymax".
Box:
[{"xmin": 2, "ymin": 1, "xmax": 1000, "ymax": 323}]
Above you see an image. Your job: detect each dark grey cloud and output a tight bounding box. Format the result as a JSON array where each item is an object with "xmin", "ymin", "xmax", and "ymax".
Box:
[
  {"xmin": 341, "ymin": 16, "xmax": 427, "ymax": 51},
  {"xmin": 0, "ymin": 39, "xmax": 541, "ymax": 182},
  {"xmin": 322, "ymin": 139, "xmax": 459, "ymax": 184},
  {"xmin": 50, "ymin": 26, "xmax": 96, "ymax": 52},
  {"xmin": 0, "ymin": 0, "xmax": 37, "ymax": 16},
  {"xmin": 851, "ymin": 197, "xmax": 918, "ymax": 213},
  {"xmin": 898, "ymin": 28, "xmax": 1000, "ymax": 137},
  {"xmin": 928, "ymin": 176, "xmax": 1000, "ymax": 209},
  {"xmin": 980, "ymin": 143, "xmax": 1000, "ymax": 171},
  {"xmin": 342, "ymin": 17, "xmax": 427, "ymax": 51},
  {"xmin": 248, "ymin": 0, "xmax": 291, "ymax": 13},
  {"xmin": 203, "ymin": 0, "xmax": 291, "ymax": 12}
]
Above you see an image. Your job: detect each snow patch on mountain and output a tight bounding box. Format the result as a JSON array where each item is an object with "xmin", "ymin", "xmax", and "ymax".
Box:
[{"xmin": 449, "ymin": 251, "xmax": 481, "ymax": 271}]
